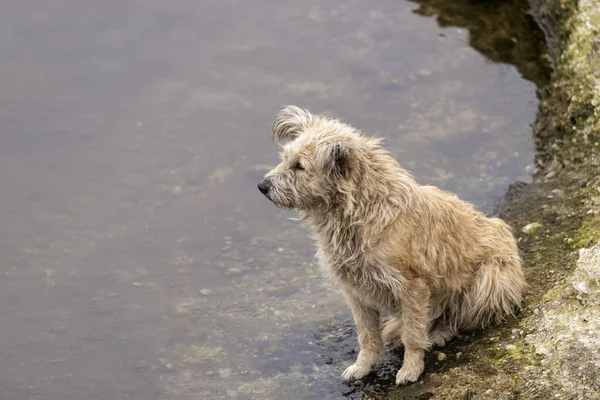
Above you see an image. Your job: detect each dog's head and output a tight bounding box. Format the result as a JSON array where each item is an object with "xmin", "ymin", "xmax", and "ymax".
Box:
[{"xmin": 257, "ymin": 106, "xmax": 371, "ymax": 210}]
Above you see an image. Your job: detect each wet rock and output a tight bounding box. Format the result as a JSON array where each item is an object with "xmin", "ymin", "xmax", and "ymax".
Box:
[{"xmin": 526, "ymin": 242, "xmax": 600, "ymax": 397}]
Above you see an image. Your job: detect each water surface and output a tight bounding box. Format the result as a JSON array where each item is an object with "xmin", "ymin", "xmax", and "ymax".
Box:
[{"xmin": 0, "ymin": 0, "xmax": 548, "ymax": 399}]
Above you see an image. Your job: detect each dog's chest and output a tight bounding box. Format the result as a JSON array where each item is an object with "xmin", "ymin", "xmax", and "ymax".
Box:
[{"xmin": 318, "ymin": 249, "xmax": 397, "ymax": 311}]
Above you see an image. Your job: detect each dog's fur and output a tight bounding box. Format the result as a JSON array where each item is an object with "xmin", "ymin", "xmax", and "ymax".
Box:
[{"xmin": 258, "ymin": 106, "xmax": 527, "ymax": 385}]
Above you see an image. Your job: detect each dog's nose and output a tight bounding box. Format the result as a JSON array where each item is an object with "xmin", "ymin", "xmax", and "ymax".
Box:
[{"xmin": 257, "ymin": 181, "xmax": 270, "ymax": 195}]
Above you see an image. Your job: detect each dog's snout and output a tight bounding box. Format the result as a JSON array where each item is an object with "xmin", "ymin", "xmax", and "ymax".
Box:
[{"xmin": 257, "ymin": 180, "xmax": 271, "ymax": 195}]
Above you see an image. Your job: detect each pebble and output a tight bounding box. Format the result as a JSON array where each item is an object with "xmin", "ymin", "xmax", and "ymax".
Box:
[
  {"xmin": 199, "ymin": 288, "xmax": 212, "ymax": 296},
  {"xmin": 506, "ymin": 344, "xmax": 516, "ymax": 351},
  {"xmin": 522, "ymin": 222, "xmax": 543, "ymax": 234},
  {"xmin": 437, "ymin": 352, "xmax": 447, "ymax": 361},
  {"xmin": 456, "ymin": 352, "xmax": 463, "ymax": 359},
  {"xmin": 131, "ymin": 282, "xmax": 144, "ymax": 287}
]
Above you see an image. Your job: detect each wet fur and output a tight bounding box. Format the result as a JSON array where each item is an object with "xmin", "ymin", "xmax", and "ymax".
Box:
[{"xmin": 260, "ymin": 106, "xmax": 527, "ymax": 385}]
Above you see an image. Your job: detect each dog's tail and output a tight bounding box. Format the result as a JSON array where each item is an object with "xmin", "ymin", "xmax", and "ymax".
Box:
[{"xmin": 454, "ymin": 257, "xmax": 527, "ymax": 331}]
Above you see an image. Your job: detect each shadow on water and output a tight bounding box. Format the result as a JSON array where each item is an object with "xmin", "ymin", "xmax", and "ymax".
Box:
[{"xmin": 409, "ymin": 0, "xmax": 552, "ymax": 88}]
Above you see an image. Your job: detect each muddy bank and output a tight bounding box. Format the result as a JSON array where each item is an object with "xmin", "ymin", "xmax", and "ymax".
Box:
[{"xmin": 364, "ymin": 0, "xmax": 600, "ymax": 398}]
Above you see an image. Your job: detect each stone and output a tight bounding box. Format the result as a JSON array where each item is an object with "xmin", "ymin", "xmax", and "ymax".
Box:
[
  {"xmin": 522, "ymin": 222, "xmax": 543, "ymax": 234},
  {"xmin": 527, "ymin": 242, "xmax": 600, "ymax": 397}
]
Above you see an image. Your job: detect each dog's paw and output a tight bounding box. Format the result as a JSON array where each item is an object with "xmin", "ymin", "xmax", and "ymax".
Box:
[
  {"xmin": 429, "ymin": 331, "xmax": 447, "ymax": 347},
  {"xmin": 429, "ymin": 327, "xmax": 454, "ymax": 348},
  {"xmin": 342, "ymin": 363, "xmax": 372, "ymax": 381},
  {"xmin": 395, "ymin": 365, "xmax": 422, "ymax": 385}
]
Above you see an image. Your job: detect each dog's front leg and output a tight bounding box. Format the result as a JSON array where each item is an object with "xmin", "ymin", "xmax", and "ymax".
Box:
[
  {"xmin": 395, "ymin": 278, "xmax": 431, "ymax": 385},
  {"xmin": 341, "ymin": 293, "xmax": 381, "ymax": 381}
]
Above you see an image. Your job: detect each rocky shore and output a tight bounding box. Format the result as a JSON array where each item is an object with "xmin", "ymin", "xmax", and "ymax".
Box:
[{"xmin": 371, "ymin": 0, "xmax": 600, "ymax": 398}]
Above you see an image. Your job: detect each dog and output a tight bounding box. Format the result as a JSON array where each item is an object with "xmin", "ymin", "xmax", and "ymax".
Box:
[{"xmin": 257, "ymin": 106, "xmax": 527, "ymax": 385}]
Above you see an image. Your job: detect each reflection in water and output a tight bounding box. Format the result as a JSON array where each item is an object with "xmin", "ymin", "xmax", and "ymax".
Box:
[
  {"xmin": 411, "ymin": 0, "xmax": 552, "ymax": 88},
  {"xmin": 0, "ymin": 0, "xmax": 550, "ymax": 399}
]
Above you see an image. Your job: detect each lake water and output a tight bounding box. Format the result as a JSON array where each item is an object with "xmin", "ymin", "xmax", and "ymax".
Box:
[{"xmin": 0, "ymin": 0, "xmax": 549, "ymax": 399}]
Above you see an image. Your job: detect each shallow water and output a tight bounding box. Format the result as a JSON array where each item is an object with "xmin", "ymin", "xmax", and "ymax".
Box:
[{"xmin": 0, "ymin": 0, "xmax": 549, "ymax": 399}]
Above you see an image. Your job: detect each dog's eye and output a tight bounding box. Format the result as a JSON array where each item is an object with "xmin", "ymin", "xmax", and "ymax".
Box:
[{"xmin": 293, "ymin": 161, "xmax": 304, "ymax": 171}]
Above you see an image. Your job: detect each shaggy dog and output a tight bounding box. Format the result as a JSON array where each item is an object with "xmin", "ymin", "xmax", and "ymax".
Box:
[{"xmin": 257, "ymin": 106, "xmax": 527, "ymax": 385}]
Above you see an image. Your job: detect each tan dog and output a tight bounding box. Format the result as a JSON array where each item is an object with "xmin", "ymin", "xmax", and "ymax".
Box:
[{"xmin": 257, "ymin": 106, "xmax": 527, "ymax": 385}]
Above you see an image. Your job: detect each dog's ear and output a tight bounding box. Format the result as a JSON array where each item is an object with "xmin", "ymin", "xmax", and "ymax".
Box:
[
  {"xmin": 316, "ymin": 141, "xmax": 354, "ymax": 174},
  {"xmin": 272, "ymin": 105, "xmax": 312, "ymax": 144}
]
